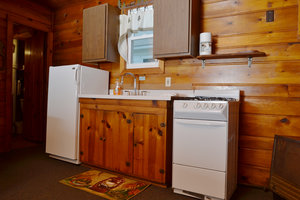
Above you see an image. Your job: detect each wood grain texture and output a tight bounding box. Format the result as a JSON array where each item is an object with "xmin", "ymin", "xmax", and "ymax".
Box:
[
  {"xmin": 53, "ymin": 0, "xmax": 300, "ymax": 187},
  {"xmin": 203, "ymin": 0, "xmax": 298, "ymax": 19},
  {"xmin": 79, "ymin": 99, "xmax": 171, "ymax": 185},
  {"xmin": 133, "ymin": 113, "xmax": 166, "ymax": 183},
  {"xmin": 298, "ymin": 0, "xmax": 300, "ymax": 38}
]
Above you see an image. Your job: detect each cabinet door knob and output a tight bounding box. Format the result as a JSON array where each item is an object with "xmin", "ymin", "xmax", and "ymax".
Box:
[
  {"xmin": 160, "ymin": 123, "xmax": 166, "ymax": 127},
  {"xmin": 158, "ymin": 130, "xmax": 163, "ymax": 136},
  {"xmin": 125, "ymin": 161, "xmax": 130, "ymax": 167},
  {"xmin": 159, "ymin": 169, "xmax": 165, "ymax": 174},
  {"xmin": 127, "ymin": 119, "xmax": 132, "ymax": 124},
  {"xmin": 80, "ymin": 151, "xmax": 84, "ymax": 155},
  {"xmin": 100, "ymin": 137, "xmax": 103, "ymax": 140},
  {"xmin": 87, "ymin": 126, "xmax": 91, "ymax": 130},
  {"xmin": 103, "ymin": 138, "xmax": 106, "ymax": 142},
  {"xmin": 80, "ymin": 114, "xmax": 84, "ymax": 118},
  {"xmin": 280, "ymin": 118, "xmax": 289, "ymax": 123}
]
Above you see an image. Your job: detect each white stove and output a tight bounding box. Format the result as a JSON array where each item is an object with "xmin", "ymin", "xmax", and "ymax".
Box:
[{"xmin": 172, "ymin": 90, "xmax": 240, "ymax": 200}]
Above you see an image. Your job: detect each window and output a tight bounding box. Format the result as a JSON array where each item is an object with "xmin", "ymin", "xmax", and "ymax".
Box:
[{"xmin": 127, "ymin": 30, "xmax": 159, "ymax": 69}]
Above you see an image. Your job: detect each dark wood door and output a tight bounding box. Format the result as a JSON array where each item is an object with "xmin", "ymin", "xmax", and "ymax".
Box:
[
  {"xmin": 133, "ymin": 113, "xmax": 166, "ymax": 183},
  {"xmin": 0, "ymin": 16, "xmax": 10, "ymax": 152},
  {"xmin": 23, "ymin": 30, "xmax": 47, "ymax": 142}
]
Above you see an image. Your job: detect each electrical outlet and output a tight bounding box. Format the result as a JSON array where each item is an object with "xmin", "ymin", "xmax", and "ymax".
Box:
[
  {"xmin": 139, "ymin": 76, "xmax": 146, "ymax": 81},
  {"xmin": 165, "ymin": 77, "xmax": 171, "ymax": 87}
]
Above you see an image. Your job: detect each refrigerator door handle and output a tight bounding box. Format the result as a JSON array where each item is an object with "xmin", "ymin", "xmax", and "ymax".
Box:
[{"xmin": 74, "ymin": 68, "xmax": 79, "ymax": 84}]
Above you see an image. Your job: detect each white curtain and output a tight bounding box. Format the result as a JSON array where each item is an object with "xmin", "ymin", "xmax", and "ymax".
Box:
[{"xmin": 118, "ymin": 6, "xmax": 153, "ymax": 62}]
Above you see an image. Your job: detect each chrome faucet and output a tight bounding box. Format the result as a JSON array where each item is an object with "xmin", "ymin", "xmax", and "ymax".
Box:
[{"xmin": 120, "ymin": 72, "xmax": 137, "ymax": 95}]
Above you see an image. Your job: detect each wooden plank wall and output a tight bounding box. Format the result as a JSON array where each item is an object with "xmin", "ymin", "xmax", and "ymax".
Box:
[
  {"xmin": 52, "ymin": 0, "xmax": 300, "ymax": 187},
  {"xmin": 0, "ymin": 0, "xmax": 52, "ymax": 152},
  {"xmin": 0, "ymin": 15, "xmax": 7, "ymax": 151}
]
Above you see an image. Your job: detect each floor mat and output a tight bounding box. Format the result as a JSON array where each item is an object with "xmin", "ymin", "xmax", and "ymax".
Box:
[{"xmin": 60, "ymin": 169, "xmax": 150, "ymax": 200}]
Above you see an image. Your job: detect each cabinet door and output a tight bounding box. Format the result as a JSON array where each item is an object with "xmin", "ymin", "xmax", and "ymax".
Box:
[
  {"xmin": 100, "ymin": 110, "xmax": 133, "ymax": 174},
  {"xmin": 80, "ymin": 108, "xmax": 133, "ymax": 174},
  {"xmin": 133, "ymin": 113, "xmax": 167, "ymax": 183},
  {"xmin": 154, "ymin": 0, "xmax": 190, "ymax": 57},
  {"xmin": 80, "ymin": 108, "xmax": 104, "ymax": 166},
  {"xmin": 82, "ymin": 4, "xmax": 106, "ymax": 62},
  {"xmin": 82, "ymin": 4, "xmax": 119, "ymax": 63}
]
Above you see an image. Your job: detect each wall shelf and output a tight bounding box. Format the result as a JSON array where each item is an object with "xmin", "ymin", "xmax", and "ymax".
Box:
[{"xmin": 196, "ymin": 51, "xmax": 266, "ymax": 68}]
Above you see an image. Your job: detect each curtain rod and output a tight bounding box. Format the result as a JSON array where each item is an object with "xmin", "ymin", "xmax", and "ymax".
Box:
[{"xmin": 118, "ymin": 0, "xmax": 153, "ymax": 11}]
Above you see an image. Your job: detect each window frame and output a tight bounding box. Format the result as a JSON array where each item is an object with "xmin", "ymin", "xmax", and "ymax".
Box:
[{"xmin": 127, "ymin": 31, "xmax": 159, "ymax": 69}]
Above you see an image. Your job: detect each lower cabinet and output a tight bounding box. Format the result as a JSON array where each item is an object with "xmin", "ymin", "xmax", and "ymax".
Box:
[{"xmin": 79, "ymin": 99, "xmax": 172, "ymax": 185}]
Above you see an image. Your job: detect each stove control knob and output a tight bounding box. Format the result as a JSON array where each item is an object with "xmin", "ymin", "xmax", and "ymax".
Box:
[
  {"xmin": 210, "ymin": 103, "xmax": 216, "ymax": 110},
  {"xmin": 182, "ymin": 103, "xmax": 188, "ymax": 108},
  {"xmin": 218, "ymin": 104, "xmax": 224, "ymax": 110},
  {"xmin": 194, "ymin": 103, "xmax": 201, "ymax": 109},
  {"xmin": 207, "ymin": 103, "xmax": 212, "ymax": 110}
]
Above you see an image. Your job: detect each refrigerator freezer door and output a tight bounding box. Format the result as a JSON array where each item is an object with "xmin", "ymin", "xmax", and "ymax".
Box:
[
  {"xmin": 79, "ymin": 66, "xmax": 109, "ymax": 95},
  {"xmin": 46, "ymin": 65, "xmax": 79, "ymax": 160}
]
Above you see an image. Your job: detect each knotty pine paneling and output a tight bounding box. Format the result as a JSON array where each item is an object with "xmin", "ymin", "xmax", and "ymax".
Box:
[
  {"xmin": 204, "ymin": 6, "xmax": 297, "ymax": 36},
  {"xmin": 238, "ymin": 164, "xmax": 270, "ymax": 187},
  {"xmin": 52, "ymin": 0, "xmax": 300, "ymax": 187},
  {"xmin": 0, "ymin": 0, "xmax": 52, "ymax": 26},
  {"xmin": 203, "ymin": 0, "xmax": 298, "ymax": 19}
]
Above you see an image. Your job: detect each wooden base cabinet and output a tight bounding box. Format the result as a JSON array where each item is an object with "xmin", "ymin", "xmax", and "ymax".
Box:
[
  {"xmin": 79, "ymin": 99, "xmax": 172, "ymax": 185},
  {"xmin": 133, "ymin": 113, "xmax": 167, "ymax": 183},
  {"xmin": 80, "ymin": 108, "xmax": 133, "ymax": 174}
]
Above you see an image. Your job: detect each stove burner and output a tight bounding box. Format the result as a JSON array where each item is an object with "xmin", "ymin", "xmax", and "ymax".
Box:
[{"xmin": 194, "ymin": 96, "xmax": 237, "ymax": 101}]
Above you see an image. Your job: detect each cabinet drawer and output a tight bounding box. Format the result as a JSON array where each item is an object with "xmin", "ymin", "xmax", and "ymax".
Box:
[{"xmin": 172, "ymin": 164, "xmax": 226, "ymax": 199}]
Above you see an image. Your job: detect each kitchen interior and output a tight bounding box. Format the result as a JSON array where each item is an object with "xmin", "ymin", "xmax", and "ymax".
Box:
[{"xmin": 0, "ymin": 0, "xmax": 300, "ymax": 200}]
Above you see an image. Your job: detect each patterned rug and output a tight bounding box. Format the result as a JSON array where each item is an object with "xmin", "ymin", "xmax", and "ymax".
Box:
[{"xmin": 60, "ymin": 170, "xmax": 150, "ymax": 200}]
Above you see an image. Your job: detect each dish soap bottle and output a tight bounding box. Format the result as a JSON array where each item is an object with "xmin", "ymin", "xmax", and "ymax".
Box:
[{"xmin": 113, "ymin": 78, "xmax": 122, "ymax": 95}]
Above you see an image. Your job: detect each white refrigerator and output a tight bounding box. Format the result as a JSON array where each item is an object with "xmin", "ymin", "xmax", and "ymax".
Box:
[{"xmin": 46, "ymin": 64, "xmax": 109, "ymax": 164}]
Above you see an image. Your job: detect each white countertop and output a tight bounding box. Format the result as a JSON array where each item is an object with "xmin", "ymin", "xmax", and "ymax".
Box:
[{"xmin": 79, "ymin": 90, "xmax": 195, "ymax": 101}]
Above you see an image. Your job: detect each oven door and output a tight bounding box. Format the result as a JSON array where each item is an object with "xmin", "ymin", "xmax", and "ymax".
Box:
[{"xmin": 173, "ymin": 118, "xmax": 228, "ymax": 172}]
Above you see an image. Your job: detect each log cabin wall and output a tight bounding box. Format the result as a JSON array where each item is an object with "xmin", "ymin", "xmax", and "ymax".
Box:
[
  {"xmin": 0, "ymin": 0, "xmax": 52, "ymax": 151},
  {"xmin": 52, "ymin": 0, "xmax": 300, "ymax": 187}
]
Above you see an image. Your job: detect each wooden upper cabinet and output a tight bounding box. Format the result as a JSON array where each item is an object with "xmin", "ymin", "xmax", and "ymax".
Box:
[
  {"xmin": 153, "ymin": 0, "xmax": 200, "ymax": 59},
  {"xmin": 82, "ymin": 3, "xmax": 119, "ymax": 63}
]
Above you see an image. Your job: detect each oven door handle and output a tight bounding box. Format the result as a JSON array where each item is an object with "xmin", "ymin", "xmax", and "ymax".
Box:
[{"xmin": 174, "ymin": 119, "xmax": 226, "ymax": 127}]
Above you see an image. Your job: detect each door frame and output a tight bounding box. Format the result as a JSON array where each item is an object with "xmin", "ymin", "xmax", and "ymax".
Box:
[{"xmin": 5, "ymin": 13, "xmax": 53, "ymax": 150}]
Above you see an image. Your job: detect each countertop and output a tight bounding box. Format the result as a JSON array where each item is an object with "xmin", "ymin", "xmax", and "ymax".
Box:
[{"xmin": 78, "ymin": 90, "xmax": 195, "ymax": 101}]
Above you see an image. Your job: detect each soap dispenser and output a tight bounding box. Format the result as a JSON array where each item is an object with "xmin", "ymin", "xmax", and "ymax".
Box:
[{"xmin": 113, "ymin": 78, "xmax": 122, "ymax": 95}]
